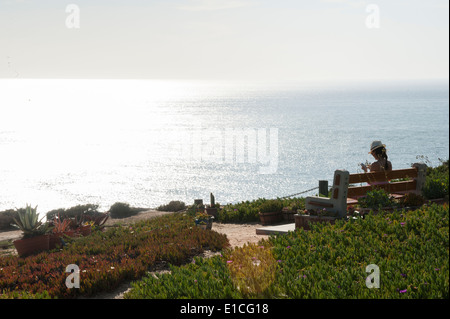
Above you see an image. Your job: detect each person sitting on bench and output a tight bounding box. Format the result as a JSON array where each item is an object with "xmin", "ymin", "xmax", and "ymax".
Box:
[
  {"xmin": 361, "ymin": 140, "xmax": 393, "ymax": 173},
  {"xmin": 361, "ymin": 141, "xmax": 393, "ymax": 186}
]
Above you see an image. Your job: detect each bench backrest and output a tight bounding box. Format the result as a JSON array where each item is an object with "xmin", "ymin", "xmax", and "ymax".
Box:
[
  {"xmin": 347, "ymin": 163, "xmax": 427, "ymax": 198},
  {"xmin": 305, "ymin": 163, "xmax": 427, "ymax": 219}
]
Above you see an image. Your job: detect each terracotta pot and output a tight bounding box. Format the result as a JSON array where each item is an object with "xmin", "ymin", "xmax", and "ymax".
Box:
[
  {"xmin": 49, "ymin": 233, "xmax": 63, "ymax": 250},
  {"xmin": 259, "ymin": 212, "xmax": 283, "ymax": 226},
  {"xmin": 78, "ymin": 225, "xmax": 92, "ymax": 236},
  {"xmin": 13, "ymin": 234, "xmax": 50, "ymax": 257},
  {"xmin": 295, "ymin": 214, "xmax": 310, "ymax": 230}
]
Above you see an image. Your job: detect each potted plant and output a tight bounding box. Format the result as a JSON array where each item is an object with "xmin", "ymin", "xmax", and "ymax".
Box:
[
  {"xmin": 258, "ymin": 200, "xmax": 283, "ymax": 225},
  {"xmin": 282, "ymin": 205, "xmax": 298, "ymax": 222},
  {"xmin": 66, "ymin": 213, "xmax": 92, "ymax": 237},
  {"xmin": 11, "ymin": 204, "xmax": 51, "ymax": 257},
  {"xmin": 49, "ymin": 213, "xmax": 72, "ymax": 249},
  {"xmin": 195, "ymin": 211, "xmax": 214, "ymax": 230}
]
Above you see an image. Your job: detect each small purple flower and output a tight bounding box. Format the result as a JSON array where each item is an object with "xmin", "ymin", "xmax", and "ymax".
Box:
[
  {"xmin": 277, "ymin": 260, "xmax": 282, "ymax": 263},
  {"xmin": 401, "ymin": 273, "xmax": 407, "ymax": 277},
  {"xmin": 287, "ymin": 246, "xmax": 291, "ymax": 249},
  {"xmin": 400, "ymin": 222, "xmax": 406, "ymax": 226},
  {"xmin": 435, "ymin": 268, "xmax": 440, "ymax": 271},
  {"xmin": 194, "ymin": 280, "xmax": 198, "ymax": 283},
  {"xmin": 303, "ymin": 275, "xmax": 307, "ymax": 278},
  {"xmin": 399, "ymin": 289, "xmax": 407, "ymax": 294},
  {"xmin": 338, "ymin": 285, "xmax": 341, "ymax": 289},
  {"xmin": 227, "ymin": 260, "xmax": 233, "ymax": 264}
]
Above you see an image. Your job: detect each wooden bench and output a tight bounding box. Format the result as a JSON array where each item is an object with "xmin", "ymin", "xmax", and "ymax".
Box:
[{"xmin": 305, "ymin": 163, "xmax": 428, "ymax": 218}]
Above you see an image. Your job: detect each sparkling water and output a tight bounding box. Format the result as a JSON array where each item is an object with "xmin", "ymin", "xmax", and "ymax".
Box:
[{"xmin": 0, "ymin": 79, "xmax": 448, "ymax": 213}]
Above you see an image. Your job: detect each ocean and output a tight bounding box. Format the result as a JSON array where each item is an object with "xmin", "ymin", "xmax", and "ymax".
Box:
[{"xmin": 0, "ymin": 79, "xmax": 448, "ymax": 214}]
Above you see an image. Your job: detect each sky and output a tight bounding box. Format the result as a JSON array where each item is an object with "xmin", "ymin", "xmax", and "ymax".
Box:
[{"xmin": 0, "ymin": 0, "xmax": 448, "ymax": 82}]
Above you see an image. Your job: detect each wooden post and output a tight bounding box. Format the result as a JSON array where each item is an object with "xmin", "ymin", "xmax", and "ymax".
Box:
[
  {"xmin": 210, "ymin": 193, "xmax": 215, "ymax": 207},
  {"xmin": 319, "ymin": 180, "xmax": 329, "ymax": 197}
]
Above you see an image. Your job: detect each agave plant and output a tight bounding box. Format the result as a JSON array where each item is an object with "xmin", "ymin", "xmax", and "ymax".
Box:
[{"xmin": 12, "ymin": 204, "xmax": 50, "ymax": 238}]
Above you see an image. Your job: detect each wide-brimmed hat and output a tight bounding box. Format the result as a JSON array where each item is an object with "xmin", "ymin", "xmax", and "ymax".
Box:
[{"xmin": 369, "ymin": 141, "xmax": 386, "ymax": 153}]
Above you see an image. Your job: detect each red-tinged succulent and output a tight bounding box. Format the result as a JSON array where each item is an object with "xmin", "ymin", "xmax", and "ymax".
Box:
[{"xmin": 0, "ymin": 213, "xmax": 229, "ymax": 299}]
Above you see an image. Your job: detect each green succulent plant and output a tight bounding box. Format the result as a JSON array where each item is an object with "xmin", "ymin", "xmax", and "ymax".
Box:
[{"xmin": 12, "ymin": 204, "xmax": 50, "ymax": 238}]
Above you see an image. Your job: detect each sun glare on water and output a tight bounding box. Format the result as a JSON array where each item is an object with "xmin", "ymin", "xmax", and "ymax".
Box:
[{"xmin": 0, "ymin": 79, "xmax": 214, "ymax": 212}]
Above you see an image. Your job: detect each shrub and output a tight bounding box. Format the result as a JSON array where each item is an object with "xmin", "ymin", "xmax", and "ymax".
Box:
[
  {"xmin": 217, "ymin": 199, "xmax": 268, "ymax": 223},
  {"xmin": 398, "ymin": 193, "xmax": 425, "ymax": 208},
  {"xmin": 423, "ymin": 178, "xmax": 449, "ymax": 200},
  {"xmin": 423, "ymin": 159, "xmax": 449, "ymax": 200},
  {"xmin": 0, "ymin": 209, "xmax": 21, "ymax": 231},
  {"xmin": 109, "ymin": 202, "xmax": 138, "ymax": 219},
  {"xmin": 358, "ymin": 189, "xmax": 395, "ymax": 209},
  {"xmin": 157, "ymin": 201, "xmax": 187, "ymax": 212},
  {"xmin": 259, "ymin": 200, "xmax": 283, "ymax": 214},
  {"xmin": 46, "ymin": 204, "xmax": 100, "ymax": 221},
  {"xmin": 216, "ymin": 197, "xmax": 305, "ymax": 223}
]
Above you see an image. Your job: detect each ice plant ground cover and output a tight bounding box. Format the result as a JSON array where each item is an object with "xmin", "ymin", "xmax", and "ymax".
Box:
[
  {"xmin": 0, "ymin": 203, "xmax": 447, "ymax": 299},
  {"xmin": 0, "ymin": 213, "xmax": 228, "ymax": 298},
  {"xmin": 125, "ymin": 203, "xmax": 449, "ymax": 299}
]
